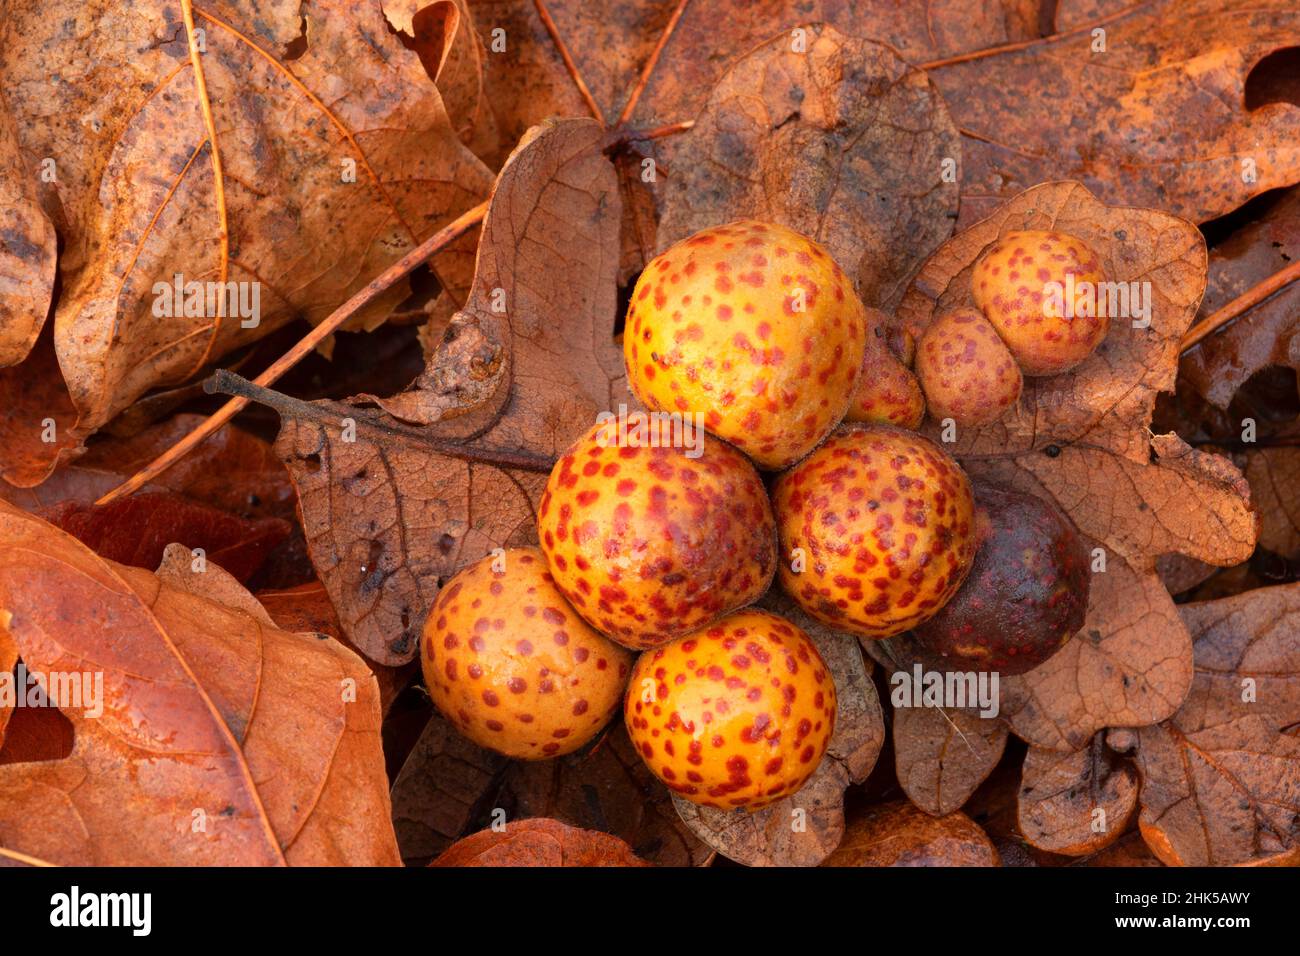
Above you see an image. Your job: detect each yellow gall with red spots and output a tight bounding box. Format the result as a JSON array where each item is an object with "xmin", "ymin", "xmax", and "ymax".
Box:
[
  {"xmin": 773, "ymin": 424, "xmax": 977, "ymax": 639},
  {"xmin": 847, "ymin": 308, "xmax": 925, "ymax": 430},
  {"xmin": 538, "ymin": 420, "xmax": 777, "ymax": 650},
  {"xmin": 915, "ymin": 307, "xmax": 1023, "ymax": 426},
  {"xmin": 971, "ymin": 230, "xmax": 1109, "ymax": 376},
  {"xmin": 625, "ymin": 608, "xmax": 837, "ymax": 810},
  {"xmin": 421, "ymin": 547, "xmax": 632, "ymax": 760},
  {"xmin": 624, "ymin": 220, "xmax": 868, "ymax": 469}
]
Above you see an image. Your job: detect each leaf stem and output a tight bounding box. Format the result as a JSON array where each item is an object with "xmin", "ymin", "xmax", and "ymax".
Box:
[
  {"xmin": 94, "ymin": 200, "xmax": 490, "ymax": 506},
  {"xmin": 616, "ymin": 0, "xmax": 692, "ymax": 126},
  {"xmin": 1180, "ymin": 259, "xmax": 1300, "ymax": 353},
  {"xmin": 918, "ymin": 3, "xmax": 1144, "ymax": 70},
  {"xmin": 205, "ymin": 370, "xmax": 557, "ymax": 474},
  {"xmin": 532, "ymin": 0, "xmax": 605, "ymax": 125}
]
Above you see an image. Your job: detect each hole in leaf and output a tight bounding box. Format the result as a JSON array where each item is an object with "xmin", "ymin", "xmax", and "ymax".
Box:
[{"xmin": 1245, "ymin": 47, "xmax": 1300, "ymax": 110}]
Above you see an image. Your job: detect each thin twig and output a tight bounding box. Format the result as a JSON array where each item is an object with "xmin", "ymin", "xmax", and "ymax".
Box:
[
  {"xmin": 95, "ymin": 200, "xmax": 490, "ymax": 506},
  {"xmin": 615, "ymin": 119, "xmax": 695, "ymax": 144},
  {"xmin": 532, "ymin": 0, "xmax": 605, "ymax": 125},
  {"xmin": 1180, "ymin": 259, "xmax": 1300, "ymax": 353},
  {"xmin": 919, "ymin": 3, "xmax": 1143, "ymax": 70},
  {"xmin": 616, "ymin": 0, "xmax": 692, "ymax": 126},
  {"xmin": 206, "ymin": 371, "xmax": 556, "ymax": 473}
]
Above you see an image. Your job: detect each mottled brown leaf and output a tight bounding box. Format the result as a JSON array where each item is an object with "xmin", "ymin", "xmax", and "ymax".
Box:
[
  {"xmin": 0, "ymin": 501, "xmax": 400, "ymax": 865},
  {"xmin": 655, "ymin": 23, "xmax": 960, "ymax": 310},
  {"xmin": 895, "ymin": 182, "xmax": 1255, "ymax": 750},
  {"xmin": 430, "ymin": 817, "xmax": 649, "ymax": 866},
  {"xmin": 926, "ymin": 0, "xmax": 1300, "ymax": 225},
  {"xmin": 671, "ymin": 595, "xmax": 884, "ymax": 866},
  {"xmin": 893, "ymin": 706, "xmax": 1008, "ymax": 817},
  {"xmin": 1131, "ymin": 583, "xmax": 1300, "ymax": 866},
  {"xmin": 1018, "ymin": 734, "xmax": 1138, "ymax": 856},
  {"xmin": 823, "ymin": 801, "xmax": 999, "ymax": 867},
  {"xmin": 0, "ymin": 0, "xmax": 493, "ymax": 466},
  {"xmin": 1242, "ymin": 447, "xmax": 1300, "ymax": 561}
]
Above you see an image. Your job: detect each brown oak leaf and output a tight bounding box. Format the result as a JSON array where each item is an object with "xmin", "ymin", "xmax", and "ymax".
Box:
[
  {"xmin": 823, "ymin": 801, "xmax": 999, "ymax": 867},
  {"xmin": 925, "ymin": 0, "xmax": 1300, "ymax": 226},
  {"xmin": 893, "ymin": 181, "xmax": 1256, "ymax": 750},
  {"xmin": 430, "ymin": 817, "xmax": 649, "ymax": 866},
  {"xmin": 1018, "ymin": 733, "xmax": 1139, "ymax": 856},
  {"xmin": 654, "ymin": 23, "xmax": 961, "ymax": 311},
  {"xmin": 892, "ymin": 705, "xmax": 1008, "ymax": 817},
  {"xmin": 0, "ymin": 501, "xmax": 400, "ymax": 866},
  {"xmin": 670, "ymin": 595, "xmax": 884, "ymax": 867},
  {"xmin": 0, "ymin": 0, "xmax": 494, "ymax": 482},
  {"xmin": 1130, "ymin": 583, "xmax": 1300, "ymax": 865}
]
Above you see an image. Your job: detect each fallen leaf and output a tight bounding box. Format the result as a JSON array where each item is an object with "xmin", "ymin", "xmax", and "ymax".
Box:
[
  {"xmin": 40, "ymin": 492, "xmax": 291, "ymax": 583},
  {"xmin": 0, "ymin": 500, "xmax": 400, "ymax": 865},
  {"xmin": 0, "ymin": 0, "xmax": 494, "ymax": 469},
  {"xmin": 256, "ymin": 580, "xmax": 414, "ymax": 715},
  {"xmin": 823, "ymin": 800, "xmax": 999, "ymax": 866},
  {"xmin": 1069, "ymin": 830, "xmax": 1163, "ymax": 867},
  {"xmin": 0, "ymin": 327, "xmax": 79, "ymax": 488},
  {"xmin": 670, "ymin": 594, "xmax": 884, "ymax": 866},
  {"xmin": 1130, "ymin": 582, "xmax": 1300, "ymax": 865},
  {"xmin": 0, "ymin": 88, "xmax": 56, "ymax": 367},
  {"xmin": 892, "ymin": 705, "xmax": 1008, "ymax": 817},
  {"xmin": 894, "ymin": 181, "xmax": 1256, "ymax": 750},
  {"xmin": 0, "ymin": 627, "xmax": 15, "ymax": 747},
  {"xmin": 430, "ymin": 817, "xmax": 649, "ymax": 866},
  {"xmin": 1018, "ymin": 733, "xmax": 1139, "ymax": 856},
  {"xmin": 654, "ymin": 23, "xmax": 960, "ymax": 310},
  {"xmin": 1242, "ymin": 446, "xmax": 1300, "ymax": 561},
  {"xmin": 925, "ymin": 0, "xmax": 1300, "ymax": 225},
  {"xmin": 1180, "ymin": 186, "xmax": 1300, "ymax": 409}
]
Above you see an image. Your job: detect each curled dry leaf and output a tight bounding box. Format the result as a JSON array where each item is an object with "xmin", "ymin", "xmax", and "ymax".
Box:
[
  {"xmin": 895, "ymin": 181, "xmax": 1256, "ymax": 750},
  {"xmin": 390, "ymin": 714, "xmax": 708, "ymax": 866},
  {"xmin": 1018, "ymin": 734, "xmax": 1139, "ymax": 856},
  {"xmin": 655, "ymin": 23, "xmax": 960, "ymax": 310},
  {"xmin": 670, "ymin": 594, "xmax": 884, "ymax": 867},
  {"xmin": 1181, "ymin": 185, "xmax": 1300, "ymax": 409},
  {"xmin": 251, "ymin": 118, "xmax": 627, "ymax": 665},
  {"xmin": 430, "ymin": 817, "xmax": 650, "ymax": 867},
  {"xmin": 892, "ymin": 705, "xmax": 1008, "ymax": 817},
  {"xmin": 823, "ymin": 801, "xmax": 999, "ymax": 867},
  {"xmin": 1132, "ymin": 583, "xmax": 1300, "ymax": 865},
  {"xmin": 927, "ymin": 0, "xmax": 1300, "ymax": 225},
  {"xmin": 0, "ymin": 501, "xmax": 400, "ymax": 866},
  {"xmin": 0, "ymin": 89, "xmax": 56, "ymax": 368},
  {"xmin": 0, "ymin": 0, "xmax": 493, "ymax": 481}
]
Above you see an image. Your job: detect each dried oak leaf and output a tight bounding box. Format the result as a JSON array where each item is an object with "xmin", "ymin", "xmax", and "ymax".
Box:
[
  {"xmin": 926, "ymin": 0, "xmax": 1300, "ymax": 226},
  {"xmin": 1241, "ymin": 447, "xmax": 1300, "ymax": 561},
  {"xmin": 670, "ymin": 594, "xmax": 884, "ymax": 867},
  {"xmin": 1181, "ymin": 185, "xmax": 1300, "ymax": 409},
  {"xmin": 430, "ymin": 817, "xmax": 649, "ymax": 867},
  {"xmin": 256, "ymin": 580, "xmax": 414, "ymax": 715},
  {"xmin": 0, "ymin": 88, "xmax": 55, "ymax": 367},
  {"xmin": 392, "ymin": 714, "xmax": 708, "ymax": 866},
  {"xmin": 655, "ymin": 23, "xmax": 960, "ymax": 311},
  {"xmin": 0, "ymin": 501, "xmax": 400, "ymax": 866},
  {"xmin": 0, "ymin": 0, "xmax": 493, "ymax": 481},
  {"xmin": 892, "ymin": 705, "xmax": 1008, "ymax": 817},
  {"xmin": 1130, "ymin": 583, "xmax": 1300, "ymax": 866},
  {"xmin": 471, "ymin": 0, "xmax": 1043, "ymax": 140},
  {"xmin": 257, "ymin": 118, "xmax": 626, "ymax": 665},
  {"xmin": 40, "ymin": 492, "xmax": 290, "ymax": 583},
  {"xmin": 1018, "ymin": 733, "xmax": 1138, "ymax": 856},
  {"xmin": 0, "ymin": 626, "xmax": 15, "ymax": 748},
  {"xmin": 823, "ymin": 801, "xmax": 999, "ymax": 867},
  {"xmin": 893, "ymin": 181, "xmax": 1256, "ymax": 751}
]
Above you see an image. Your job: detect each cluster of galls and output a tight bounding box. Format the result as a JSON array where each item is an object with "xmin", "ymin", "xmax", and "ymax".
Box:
[{"xmin": 421, "ymin": 220, "xmax": 1096, "ymax": 812}]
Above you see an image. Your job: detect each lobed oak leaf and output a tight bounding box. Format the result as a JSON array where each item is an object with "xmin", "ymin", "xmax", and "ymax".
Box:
[
  {"xmin": 429, "ymin": 817, "xmax": 650, "ymax": 866},
  {"xmin": 654, "ymin": 23, "xmax": 961, "ymax": 311},
  {"xmin": 0, "ymin": 501, "xmax": 400, "ymax": 866},
  {"xmin": 889, "ymin": 181, "xmax": 1256, "ymax": 751}
]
